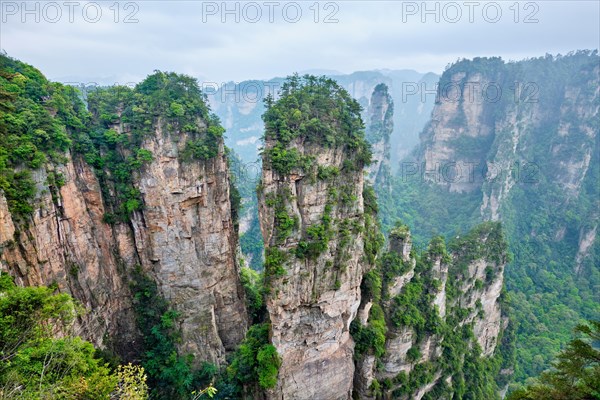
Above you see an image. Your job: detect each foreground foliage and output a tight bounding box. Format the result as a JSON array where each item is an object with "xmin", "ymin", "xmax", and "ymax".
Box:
[
  {"xmin": 507, "ymin": 320, "xmax": 600, "ymax": 400},
  {"xmin": 0, "ymin": 273, "xmax": 149, "ymax": 399}
]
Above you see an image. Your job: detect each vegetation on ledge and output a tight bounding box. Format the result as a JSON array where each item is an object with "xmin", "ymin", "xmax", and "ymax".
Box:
[
  {"xmin": 353, "ymin": 221, "xmax": 514, "ymax": 399},
  {"xmin": 262, "ymin": 74, "xmax": 372, "ymax": 176}
]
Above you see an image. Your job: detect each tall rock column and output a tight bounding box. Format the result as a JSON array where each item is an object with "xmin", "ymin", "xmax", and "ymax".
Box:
[
  {"xmin": 258, "ymin": 76, "xmax": 378, "ymax": 399},
  {"xmin": 364, "ymin": 83, "xmax": 394, "ymax": 188},
  {"xmin": 127, "ymin": 123, "xmax": 248, "ymax": 363},
  {"xmin": 86, "ymin": 73, "xmax": 249, "ymax": 365},
  {"xmin": 0, "ymin": 63, "xmax": 248, "ymax": 367}
]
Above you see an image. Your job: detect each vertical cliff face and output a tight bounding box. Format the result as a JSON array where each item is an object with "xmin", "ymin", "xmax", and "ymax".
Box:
[
  {"xmin": 112, "ymin": 116, "xmax": 248, "ymax": 363},
  {"xmin": 406, "ymin": 52, "xmax": 599, "ymax": 382},
  {"xmin": 365, "ymin": 84, "xmax": 394, "ymax": 187},
  {"xmin": 258, "ymin": 76, "xmax": 378, "ymax": 399},
  {"xmin": 81, "ymin": 72, "xmax": 248, "ymax": 365},
  {"xmin": 0, "ymin": 58, "xmax": 247, "ymax": 366},
  {"xmin": 419, "ymin": 64, "xmax": 501, "ymax": 194},
  {"xmin": 478, "ymin": 58, "xmax": 599, "ymax": 222},
  {"xmin": 353, "ymin": 222, "xmax": 511, "ymax": 399},
  {"xmin": 0, "ymin": 157, "xmax": 139, "ymax": 358},
  {"xmin": 419, "ymin": 53, "xmax": 599, "ymax": 219}
]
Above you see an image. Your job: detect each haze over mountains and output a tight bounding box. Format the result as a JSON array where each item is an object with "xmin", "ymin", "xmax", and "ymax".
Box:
[{"xmin": 207, "ymin": 69, "xmax": 439, "ymax": 169}]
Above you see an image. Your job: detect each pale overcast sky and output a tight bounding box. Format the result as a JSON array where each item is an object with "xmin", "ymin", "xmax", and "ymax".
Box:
[{"xmin": 1, "ymin": 1, "xmax": 598, "ymax": 84}]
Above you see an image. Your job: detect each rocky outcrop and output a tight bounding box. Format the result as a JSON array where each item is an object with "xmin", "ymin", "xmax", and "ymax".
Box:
[
  {"xmin": 354, "ymin": 223, "xmax": 510, "ymax": 399},
  {"xmin": 123, "ymin": 120, "xmax": 248, "ymax": 363},
  {"xmin": 259, "ymin": 144, "xmax": 367, "ymax": 400},
  {"xmin": 420, "ymin": 69, "xmax": 496, "ymax": 193},
  {"xmin": 575, "ymin": 225, "xmax": 597, "ymax": 274},
  {"xmin": 457, "ymin": 258, "xmax": 504, "ymax": 356},
  {"xmin": 258, "ymin": 77, "xmax": 376, "ymax": 399}
]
